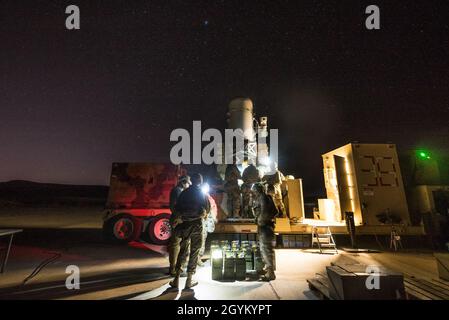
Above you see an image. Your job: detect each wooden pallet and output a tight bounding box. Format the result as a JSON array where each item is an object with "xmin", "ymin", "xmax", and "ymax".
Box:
[
  {"xmin": 404, "ymin": 275, "xmax": 449, "ymax": 300},
  {"xmin": 435, "ymin": 253, "xmax": 449, "ymax": 281},
  {"xmin": 308, "ymin": 261, "xmax": 449, "ymax": 300},
  {"xmin": 307, "ymin": 275, "xmax": 333, "ymax": 300}
]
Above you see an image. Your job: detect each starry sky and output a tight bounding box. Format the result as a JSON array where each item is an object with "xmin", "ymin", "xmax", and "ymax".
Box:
[{"xmin": 1, "ymin": 0, "xmax": 448, "ymax": 194}]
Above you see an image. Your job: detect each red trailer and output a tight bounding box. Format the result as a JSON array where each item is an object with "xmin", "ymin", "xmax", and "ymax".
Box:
[
  {"xmin": 103, "ymin": 163, "xmax": 185, "ymax": 245},
  {"xmin": 103, "ymin": 163, "xmax": 218, "ymax": 245}
]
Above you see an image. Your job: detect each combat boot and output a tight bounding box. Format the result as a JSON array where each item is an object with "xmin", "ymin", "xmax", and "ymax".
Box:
[
  {"xmin": 260, "ymin": 268, "xmax": 276, "ymax": 282},
  {"xmin": 184, "ymin": 272, "xmax": 198, "ymax": 289},
  {"xmin": 169, "ymin": 272, "xmax": 180, "ymax": 288}
]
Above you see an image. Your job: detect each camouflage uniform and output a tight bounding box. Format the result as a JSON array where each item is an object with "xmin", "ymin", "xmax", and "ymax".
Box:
[
  {"xmin": 241, "ymin": 164, "xmax": 260, "ymax": 218},
  {"xmin": 263, "ymin": 170, "xmax": 286, "ymax": 218},
  {"xmin": 173, "ymin": 185, "xmax": 210, "ymax": 275},
  {"xmin": 174, "ymin": 219, "xmax": 203, "ymax": 274},
  {"xmin": 200, "ymin": 195, "xmax": 217, "ymax": 258},
  {"xmin": 224, "ymin": 164, "xmax": 242, "ymax": 218},
  {"xmin": 199, "ymin": 219, "xmax": 208, "ymax": 257},
  {"xmin": 252, "ymin": 183, "xmax": 277, "ymax": 281},
  {"xmin": 168, "ymin": 185, "xmax": 187, "ymax": 275}
]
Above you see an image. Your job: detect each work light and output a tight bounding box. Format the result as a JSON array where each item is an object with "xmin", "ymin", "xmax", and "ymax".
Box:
[
  {"xmin": 201, "ymin": 182, "xmax": 210, "ymax": 194},
  {"xmin": 211, "ymin": 248, "xmax": 224, "ymax": 280},
  {"xmin": 211, "ymin": 248, "xmax": 223, "ymax": 260}
]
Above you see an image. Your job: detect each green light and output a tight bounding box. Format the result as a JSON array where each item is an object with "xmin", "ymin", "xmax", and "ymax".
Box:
[{"xmin": 418, "ymin": 150, "xmax": 431, "ymax": 160}]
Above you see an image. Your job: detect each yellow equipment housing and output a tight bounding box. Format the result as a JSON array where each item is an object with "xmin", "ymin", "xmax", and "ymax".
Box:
[{"xmin": 322, "ymin": 143, "xmax": 410, "ymax": 226}]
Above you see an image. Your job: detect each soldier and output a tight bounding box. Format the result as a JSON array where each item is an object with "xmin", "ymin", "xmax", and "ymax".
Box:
[
  {"xmin": 170, "ymin": 173, "xmax": 211, "ymax": 289},
  {"xmin": 168, "ymin": 175, "xmax": 191, "ymax": 276},
  {"xmin": 252, "ymin": 182, "xmax": 278, "ymax": 281},
  {"xmin": 198, "ymin": 194, "xmax": 217, "ymax": 266},
  {"xmin": 224, "ymin": 164, "xmax": 242, "ymax": 218},
  {"xmin": 241, "ymin": 164, "xmax": 260, "ymax": 218},
  {"xmin": 263, "ymin": 162, "xmax": 287, "ymax": 218}
]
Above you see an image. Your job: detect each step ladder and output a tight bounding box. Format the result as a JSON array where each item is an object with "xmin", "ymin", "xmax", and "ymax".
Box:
[
  {"xmin": 389, "ymin": 226, "xmax": 403, "ymax": 251},
  {"xmin": 311, "ymin": 226, "xmax": 338, "ymax": 254}
]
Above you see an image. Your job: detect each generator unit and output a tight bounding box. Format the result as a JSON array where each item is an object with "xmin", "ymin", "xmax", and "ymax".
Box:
[{"xmin": 322, "ymin": 143, "xmax": 410, "ymax": 226}]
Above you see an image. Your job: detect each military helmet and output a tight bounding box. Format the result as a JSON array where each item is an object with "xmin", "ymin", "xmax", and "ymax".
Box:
[
  {"xmin": 251, "ymin": 181, "xmax": 266, "ymax": 193},
  {"xmin": 178, "ymin": 175, "xmax": 191, "ymax": 185},
  {"xmin": 191, "ymin": 173, "xmax": 203, "ymax": 186}
]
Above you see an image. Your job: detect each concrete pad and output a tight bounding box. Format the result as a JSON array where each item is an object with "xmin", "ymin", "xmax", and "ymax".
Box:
[{"xmin": 131, "ymin": 249, "xmax": 341, "ymax": 300}]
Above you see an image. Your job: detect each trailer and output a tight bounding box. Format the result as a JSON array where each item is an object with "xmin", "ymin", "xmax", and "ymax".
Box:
[
  {"xmin": 102, "ymin": 162, "xmax": 304, "ymax": 245},
  {"xmin": 103, "ymin": 162, "xmax": 219, "ymax": 245},
  {"xmin": 103, "ymin": 163, "xmax": 183, "ymax": 245}
]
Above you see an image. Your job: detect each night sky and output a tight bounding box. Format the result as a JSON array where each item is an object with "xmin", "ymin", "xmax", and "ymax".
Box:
[{"xmin": 1, "ymin": 0, "xmax": 448, "ymax": 195}]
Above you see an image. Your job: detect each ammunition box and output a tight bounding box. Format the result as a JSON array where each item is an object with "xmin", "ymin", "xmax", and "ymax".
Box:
[
  {"xmin": 223, "ymin": 257, "xmax": 235, "ymax": 281},
  {"xmin": 235, "ymin": 257, "xmax": 247, "ymax": 281},
  {"xmin": 211, "ymin": 257, "xmax": 223, "ymax": 280},
  {"xmin": 245, "ymin": 250, "xmax": 254, "ymax": 271},
  {"xmin": 282, "ymin": 235, "xmax": 290, "ymax": 248},
  {"xmin": 289, "ymin": 236, "xmax": 296, "ymax": 248}
]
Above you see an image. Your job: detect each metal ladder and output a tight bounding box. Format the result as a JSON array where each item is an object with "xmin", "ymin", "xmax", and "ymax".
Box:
[{"xmin": 311, "ymin": 226, "xmax": 338, "ymax": 254}]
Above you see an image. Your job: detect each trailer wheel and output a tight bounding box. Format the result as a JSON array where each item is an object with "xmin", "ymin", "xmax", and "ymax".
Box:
[
  {"xmin": 143, "ymin": 213, "xmax": 172, "ymax": 245},
  {"xmin": 103, "ymin": 214, "xmax": 142, "ymax": 244}
]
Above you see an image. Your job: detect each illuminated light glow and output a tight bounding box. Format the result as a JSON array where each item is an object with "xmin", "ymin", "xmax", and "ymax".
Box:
[
  {"xmin": 201, "ymin": 183, "xmax": 210, "ymax": 194},
  {"xmin": 418, "ymin": 150, "xmax": 431, "ymax": 160},
  {"xmin": 258, "ymin": 165, "xmax": 270, "ymax": 177},
  {"xmin": 345, "ymin": 159, "xmax": 356, "ymax": 213},
  {"xmin": 211, "ymin": 249, "xmax": 223, "ymax": 259},
  {"xmin": 318, "ymin": 199, "xmax": 338, "ymax": 223},
  {"xmin": 259, "ymin": 156, "xmax": 271, "ymax": 166},
  {"xmin": 302, "ymin": 218, "xmax": 345, "ymax": 227},
  {"xmin": 325, "ymin": 200, "xmax": 336, "ymax": 222},
  {"xmin": 237, "ymin": 162, "xmax": 249, "ymax": 174}
]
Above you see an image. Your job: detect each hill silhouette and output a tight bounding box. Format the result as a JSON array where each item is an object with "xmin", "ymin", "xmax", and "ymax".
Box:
[{"xmin": 0, "ymin": 180, "xmax": 108, "ymax": 207}]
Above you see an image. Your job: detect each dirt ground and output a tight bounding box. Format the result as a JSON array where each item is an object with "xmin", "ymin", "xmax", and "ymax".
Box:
[
  {"xmin": 0, "ymin": 206, "xmax": 443, "ymax": 300},
  {"xmin": 0, "ymin": 206, "xmax": 103, "ymax": 229}
]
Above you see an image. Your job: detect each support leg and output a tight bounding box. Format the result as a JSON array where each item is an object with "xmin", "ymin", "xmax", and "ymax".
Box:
[{"xmin": 1, "ymin": 234, "xmax": 14, "ymax": 274}]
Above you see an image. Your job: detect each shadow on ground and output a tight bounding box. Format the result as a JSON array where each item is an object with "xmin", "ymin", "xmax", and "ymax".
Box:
[{"xmin": 0, "ymin": 267, "xmax": 170, "ymax": 300}]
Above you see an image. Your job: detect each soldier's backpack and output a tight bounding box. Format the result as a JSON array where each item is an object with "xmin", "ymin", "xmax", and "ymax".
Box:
[
  {"xmin": 254, "ymin": 182, "xmax": 280, "ymax": 219},
  {"xmin": 265, "ymin": 193, "xmax": 280, "ymax": 218}
]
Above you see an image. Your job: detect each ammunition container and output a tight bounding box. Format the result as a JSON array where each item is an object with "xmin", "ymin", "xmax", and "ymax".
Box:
[
  {"xmin": 235, "ymin": 250, "xmax": 247, "ymax": 281},
  {"xmin": 245, "ymin": 247, "xmax": 254, "ymax": 271},
  {"xmin": 212, "ymin": 257, "xmax": 223, "ymax": 280},
  {"xmin": 220, "ymin": 240, "xmax": 230, "ymax": 251},
  {"xmin": 211, "ymin": 245, "xmax": 223, "ymax": 280},
  {"xmin": 211, "ymin": 240, "xmax": 220, "ymax": 247},
  {"xmin": 223, "ymin": 250, "xmax": 236, "ymax": 281}
]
